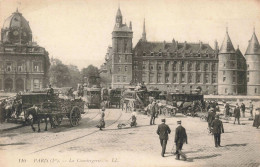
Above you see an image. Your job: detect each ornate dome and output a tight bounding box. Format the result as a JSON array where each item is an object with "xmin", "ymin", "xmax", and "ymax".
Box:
[{"xmin": 1, "ymin": 9, "xmax": 32, "ymax": 44}]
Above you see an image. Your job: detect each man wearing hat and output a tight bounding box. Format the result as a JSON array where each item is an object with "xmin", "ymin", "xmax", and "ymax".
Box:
[
  {"xmin": 211, "ymin": 115, "xmax": 224, "ymax": 147},
  {"xmin": 156, "ymin": 119, "xmax": 171, "ymax": 157},
  {"xmin": 207, "ymin": 107, "xmax": 215, "ymax": 133},
  {"xmin": 233, "ymin": 104, "xmax": 241, "ymax": 125},
  {"xmin": 174, "ymin": 120, "xmax": 187, "ymax": 160}
]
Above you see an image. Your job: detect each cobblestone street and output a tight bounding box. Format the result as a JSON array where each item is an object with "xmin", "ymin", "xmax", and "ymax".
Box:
[{"xmin": 0, "ymin": 108, "xmax": 259, "ymax": 167}]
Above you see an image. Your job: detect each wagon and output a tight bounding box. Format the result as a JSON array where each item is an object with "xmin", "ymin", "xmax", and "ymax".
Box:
[{"xmin": 21, "ymin": 93, "xmax": 84, "ymax": 127}]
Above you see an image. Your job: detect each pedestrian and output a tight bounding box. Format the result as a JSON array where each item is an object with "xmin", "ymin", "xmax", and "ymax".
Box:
[
  {"xmin": 211, "ymin": 115, "xmax": 224, "ymax": 147},
  {"xmin": 130, "ymin": 110, "xmax": 137, "ymax": 127},
  {"xmin": 207, "ymin": 107, "xmax": 215, "ymax": 133},
  {"xmin": 97, "ymin": 107, "xmax": 106, "ymax": 130},
  {"xmin": 253, "ymin": 108, "xmax": 260, "ymax": 129},
  {"xmin": 156, "ymin": 119, "xmax": 171, "ymax": 157},
  {"xmin": 234, "ymin": 104, "xmax": 241, "ymax": 125},
  {"xmin": 150, "ymin": 101, "xmax": 157, "ymax": 125},
  {"xmin": 0, "ymin": 100, "xmax": 7, "ymax": 123},
  {"xmin": 241, "ymin": 103, "xmax": 246, "ymax": 118},
  {"xmin": 249, "ymin": 101, "xmax": 254, "ymax": 118},
  {"xmin": 224, "ymin": 102, "xmax": 230, "ymax": 117},
  {"xmin": 174, "ymin": 120, "xmax": 187, "ymax": 161}
]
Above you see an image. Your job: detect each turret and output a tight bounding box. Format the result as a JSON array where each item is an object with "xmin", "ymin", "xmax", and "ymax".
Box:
[
  {"xmin": 115, "ymin": 7, "xmax": 122, "ymax": 28},
  {"xmin": 141, "ymin": 19, "xmax": 147, "ymax": 42},
  {"xmin": 245, "ymin": 28, "xmax": 260, "ymax": 95}
]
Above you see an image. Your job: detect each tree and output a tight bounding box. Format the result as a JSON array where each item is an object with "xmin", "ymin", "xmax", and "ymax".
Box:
[
  {"xmin": 68, "ymin": 64, "xmax": 81, "ymax": 89},
  {"xmin": 81, "ymin": 65, "xmax": 100, "ymax": 85},
  {"xmin": 49, "ymin": 63, "xmax": 71, "ymax": 87}
]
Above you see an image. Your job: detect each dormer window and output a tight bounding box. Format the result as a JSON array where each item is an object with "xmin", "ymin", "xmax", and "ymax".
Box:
[
  {"xmin": 143, "ymin": 52, "xmax": 146, "ymax": 56},
  {"xmin": 151, "ymin": 52, "xmax": 154, "ymax": 56},
  {"xmin": 6, "ymin": 62, "xmax": 12, "ymax": 72},
  {"xmin": 198, "ymin": 53, "xmax": 201, "ymax": 57},
  {"xmin": 158, "ymin": 52, "xmax": 162, "ymax": 56},
  {"xmin": 206, "ymin": 54, "xmax": 209, "ymax": 57}
]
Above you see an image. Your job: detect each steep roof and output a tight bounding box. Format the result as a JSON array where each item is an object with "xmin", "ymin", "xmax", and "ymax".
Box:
[
  {"xmin": 245, "ymin": 31, "xmax": 260, "ymax": 55},
  {"xmin": 134, "ymin": 40, "xmax": 215, "ymax": 56},
  {"xmin": 113, "ymin": 24, "xmax": 132, "ymax": 32},
  {"xmin": 219, "ymin": 31, "xmax": 235, "ymax": 54}
]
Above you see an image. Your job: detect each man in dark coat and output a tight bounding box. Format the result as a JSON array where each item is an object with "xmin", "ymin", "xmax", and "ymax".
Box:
[
  {"xmin": 207, "ymin": 108, "xmax": 215, "ymax": 133},
  {"xmin": 174, "ymin": 120, "xmax": 188, "ymax": 160},
  {"xmin": 233, "ymin": 104, "xmax": 241, "ymax": 124},
  {"xmin": 156, "ymin": 119, "xmax": 171, "ymax": 157},
  {"xmin": 241, "ymin": 103, "xmax": 246, "ymax": 118},
  {"xmin": 211, "ymin": 115, "xmax": 224, "ymax": 147},
  {"xmin": 150, "ymin": 101, "xmax": 157, "ymax": 125}
]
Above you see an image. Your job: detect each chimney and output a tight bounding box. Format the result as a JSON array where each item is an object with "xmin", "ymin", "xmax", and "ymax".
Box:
[
  {"xmin": 184, "ymin": 41, "xmax": 187, "ymax": 50},
  {"xmin": 176, "ymin": 41, "xmax": 178, "ymax": 49},
  {"xmin": 199, "ymin": 41, "xmax": 203, "ymax": 49},
  {"xmin": 129, "ymin": 21, "xmax": 132, "ymax": 30},
  {"xmin": 163, "ymin": 40, "xmax": 166, "ymax": 49}
]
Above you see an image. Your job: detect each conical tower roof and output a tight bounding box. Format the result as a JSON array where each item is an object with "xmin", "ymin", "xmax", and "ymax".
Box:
[
  {"xmin": 219, "ymin": 30, "xmax": 235, "ymax": 54},
  {"xmin": 245, "ymin": 30, "xmax": 260, "ymax": 55},
  {"xmin": 116, "ymin": 8, "xmax": 122, "ymax": 17}
]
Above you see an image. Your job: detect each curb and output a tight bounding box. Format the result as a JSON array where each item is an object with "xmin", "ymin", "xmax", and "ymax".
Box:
[{"xmin": 0, "ymin": 124, "xmax": 26, "ymax": 132}]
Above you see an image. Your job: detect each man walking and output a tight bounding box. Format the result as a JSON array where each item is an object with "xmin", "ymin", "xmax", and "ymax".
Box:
[
  {"xmin": 211, "ymin": 115, "xmax": 224, "ymax": 147},
  {"xmin": 234, "ymin": 104, "xmax": 241, "ymax": 124},
  {"xmin": 174, "ymin": 120, "xmax": 188, "ymax": 161},
  {"xmin": 156, "ymin": 119, "xmax": 171, "ymax": 157},
  {"xmin": 249, "ymin": 101, "xmax": 254, "ymax": 118},
  {"xmin": 241, "ymin": 103, "xmax": 246, "ymax": 118},
  {"xmin": 150, "ymin": 101, "xmax": 157, "ymax": 125}
]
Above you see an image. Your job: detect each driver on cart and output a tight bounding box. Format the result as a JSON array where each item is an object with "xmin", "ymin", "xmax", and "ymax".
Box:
[{"xmin": 47, "ymin": 84, "xmax": 55, "ymax": 100}]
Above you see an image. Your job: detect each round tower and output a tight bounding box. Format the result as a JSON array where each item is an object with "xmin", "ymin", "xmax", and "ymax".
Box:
[
  {"xmin": 245, "ymin": 29, "xmax": 260, "ymax": 95},
  {"xmin": 218, "ymin": 29, "xmax": 238, "ymax": 95}
]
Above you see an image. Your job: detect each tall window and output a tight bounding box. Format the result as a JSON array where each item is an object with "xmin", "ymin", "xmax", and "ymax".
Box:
[
  {"xmin": 212, "ymin": 74, "xmax": 216, "ymax": 83},
  {"xmin": 196, "ymin": 62, "xmax": 200, "ymax": 71},
  {"xmin": 188, "ymin": 73, "xmax": 192, "ymax": 83},
  {"xmin": 181, "ymin": 73, "xmax": 185, "ymax": 83},
  {"xmin": 197, "ymin": 73, "xmax": 201, "ymax": 83},
  {"xmin": 165, "ymin": 61, "xmax": 169, "ymax": 71},
  {"xmin": 223, "ymin": 77, "xmax": 226, "ymax": 82},
  {"xmin": 205, "ymin": 74, "xmax": 209, "ymax": 83},
  {"xmin": 150, "ymin": 65, "xmax": 154, "ymax": 70},
  {"xmin": 125, "ymin": 55, "xmax": 128, "ymax": 62},
  {"xmin": 165, "ymin": 73, "xmax": 169, "ymax": 83},
  {"xmin": 205, "ymin": 63, "xmax": 208, "ymax": 71},
  {"xmin": 122, "ymin": 76, "xmax": 127, "ymax": 82},
  {"xmin": 125, "ymin": 66, "xmax": 127, "ymax": 71},
  {"xmin": 173, "ymin": 61, "xmax": 177, "ymax": 71},
  {"xmin": 181, "ymin": 61, "xmax": 185, "ymax": 71},
  {"xmin": 232, "ymin": 77, "xmax": 236, "ymax": 83},
  {"xmin": 6, "ymin": 62, "xmax": 12, "ymax": 72},
  {"xmin": 118, "ymin": 66, "xmax": 121, "ymax": 72},
  {"xmin": 118, "ymin": 55, "xmax": 121, "ymax": 63},
  {"xmin": 33, "ymin": 62, "xmax": 40, "ymax": 72},
  {"xmin": 149, "ymin": 73, "xmax": 154, "ymax": 83},
  {"xmin": 17, "ymin": 62, "xmax": 23, "ymax": 72},
  {"xmin": 116, "ymin": 76, "xmax": 120, "ymax": 82},
  {"xmin": 173, "ymin": 73, "xmax": 177, "ymax": 83},
  {"xmin": 255, "ymin": 88, "xmax": 257, "ymax": 93},
  {"xmin": 142, "ymin": 72, "xmax": 146, "ymax": 83},
  {"xmin": 157, "ymin": 73, "xmax": 162, "ymax": 83},
  {"xmin": 212, "ymin": 63, "xmax": 216, "ymax": 71},
  {"xmin": 33, "ymin": 79, "xmax": 40, "ymax": 89},
  {"xmin": 188, "ymin": 62, "xmax": 192, "ymax": 71},
  {"xmin": 157, "ymin": 63, "xmax": 162, "ymax": 71}
]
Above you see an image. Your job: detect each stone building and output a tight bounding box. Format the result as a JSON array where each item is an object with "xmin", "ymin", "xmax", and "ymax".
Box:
[
  {"xmin": 245, "ymin": 29, "xmax": 260, "ymax": 95},
  {"xmin": 101, "ymin": 8, "xmax": 133, "ymax": 89},
  {"xmin": 217, "ymin": 29, "xmax": 247, "ymax": 95},
  {"xmin": 132, "ymin": 20, "xmax": 219, "ymax": 94},
  {"xmin": 0, "ymin": 10, "xmax": 50, "ymax": 92},
  {"xmin": 101, "ymin": 8, "xmax": 253, "ymax": 95}
]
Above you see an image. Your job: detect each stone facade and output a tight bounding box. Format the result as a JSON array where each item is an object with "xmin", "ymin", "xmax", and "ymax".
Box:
[
  {"xmin": 0, "ymin": 10, "xmax": 50, "ymax": 92},
  {"xmin": 101, "ymin": 8, "xmax": 257, "ymax": 95},
  {"xmin": 245, "ymin": 30, "xmax": 260, "ymax": 95}
]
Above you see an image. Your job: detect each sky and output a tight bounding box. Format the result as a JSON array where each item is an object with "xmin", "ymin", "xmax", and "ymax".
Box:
[{"xmin": 0, "ymin": 0, "xmax": 260, "ymax": 70}]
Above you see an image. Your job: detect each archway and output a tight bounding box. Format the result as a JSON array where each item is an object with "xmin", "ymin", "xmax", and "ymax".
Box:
[
  {"xmin": 16, "ymin": 78, "xmax": 24, "ymax": 92},
  {"xmin": 4, "ymin": 78, "xmax": 13, "ymax": 92}
]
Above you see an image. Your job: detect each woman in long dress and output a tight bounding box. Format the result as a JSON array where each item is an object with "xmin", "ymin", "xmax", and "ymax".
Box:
[{"xmin": 97, "ymin": 107, "xmax": 106, "ymax": 130}]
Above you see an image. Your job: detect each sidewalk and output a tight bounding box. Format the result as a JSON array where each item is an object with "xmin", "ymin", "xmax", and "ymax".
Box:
[{"xmin": 0, "ymin": 122, "xmax": 25, "ymax": 132}]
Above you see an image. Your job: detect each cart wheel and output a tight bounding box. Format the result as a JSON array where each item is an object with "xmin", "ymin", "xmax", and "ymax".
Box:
[{"xmin": 70, "ymin": 106, "xmax": 81, "ymax": 127}]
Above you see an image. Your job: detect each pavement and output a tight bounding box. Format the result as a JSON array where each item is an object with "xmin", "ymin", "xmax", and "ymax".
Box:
[
  {"xmin": 0, "ymin": 109, "xmax": 260, "ymax": 167},
  {"xmin": 0, "ymin": 122, "xmax": 25, "ymax": 132}
]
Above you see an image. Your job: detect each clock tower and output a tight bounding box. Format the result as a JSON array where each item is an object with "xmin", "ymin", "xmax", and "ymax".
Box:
[{"xmin": 111, "ymin": 8, "xmax": 133, "ymax": 88}]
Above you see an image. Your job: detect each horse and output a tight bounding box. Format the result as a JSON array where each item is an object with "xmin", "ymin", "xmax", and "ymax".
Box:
[{"xmin": 24, "ymin": 106, "xmax": 55, "ymax": 132}]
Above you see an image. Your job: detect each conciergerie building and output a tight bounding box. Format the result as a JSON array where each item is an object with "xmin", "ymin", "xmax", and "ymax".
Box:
[
  {"xmin": 0, "ymin": 10, "xmax": 50, "ymax": 92},
  {"xmin": 102, "ymin": 8, "xmax": 259, "ymax": 95}
]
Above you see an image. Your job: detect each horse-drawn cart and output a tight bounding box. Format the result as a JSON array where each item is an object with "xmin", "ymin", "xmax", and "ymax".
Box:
[{"xmin": 21, "ymin": 93, "xmax": 84, "ymax": 131}]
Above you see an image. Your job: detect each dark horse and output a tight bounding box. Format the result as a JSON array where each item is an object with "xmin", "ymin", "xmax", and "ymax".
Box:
[{"xmin": 24, "ymin": 106, "xmax": 55, "ymax": 132}]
